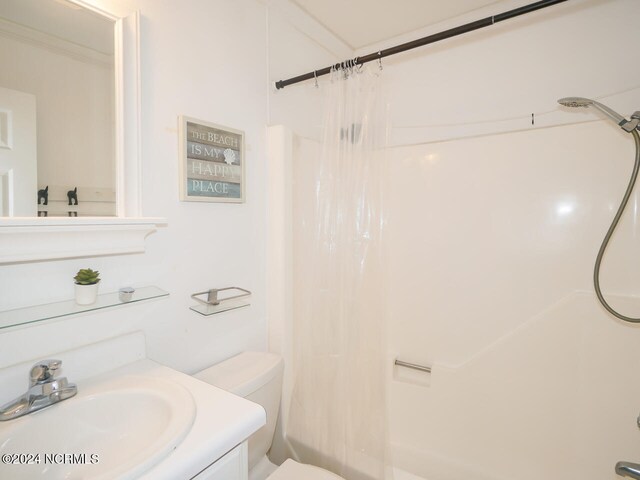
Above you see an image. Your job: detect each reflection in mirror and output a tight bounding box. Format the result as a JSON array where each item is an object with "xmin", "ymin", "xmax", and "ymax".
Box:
[{"xmin": 0, "ymin": 0, "xmax": 116, "ymax": 217}]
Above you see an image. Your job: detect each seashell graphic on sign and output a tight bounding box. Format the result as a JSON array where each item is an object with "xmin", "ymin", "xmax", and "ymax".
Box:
[{"xmin": 223, "ymin": 148, "xmax": 237, "ymax": 165}]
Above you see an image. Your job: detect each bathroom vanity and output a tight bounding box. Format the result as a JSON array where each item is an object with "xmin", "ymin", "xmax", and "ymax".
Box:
[
  {"xmin": 0, "ymin": 332, "xmax": 265, "ymax": 480},
  {"xmin": 192, "ymin": 443, "xmax": 248, "ymax": 479}
]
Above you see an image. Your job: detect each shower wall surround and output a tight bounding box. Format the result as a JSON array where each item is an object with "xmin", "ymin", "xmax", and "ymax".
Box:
[
  {"xmin": 368, "ymin": 12, "xmax": 640, "ymax": 479},
  {"xmin": 383, "ymin": 2, "xmax": 640, "ymax": 477},
  {"xmin": 385, "ymin": 122, "xmax": 640, "ymax": 480}
]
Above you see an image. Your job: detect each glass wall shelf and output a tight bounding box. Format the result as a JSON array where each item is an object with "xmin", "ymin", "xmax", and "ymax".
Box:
[
  {"xmin": 190, "ymin": 298, "xmax": 250, "ymax": 316},
  {"xmin": 0, "ymin": 286, "xmax": 169, "ymax": 330}
]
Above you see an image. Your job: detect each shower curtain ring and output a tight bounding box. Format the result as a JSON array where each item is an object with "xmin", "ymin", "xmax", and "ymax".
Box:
[
  {"xmin": 378, "ymin": 51, "xmax": 383, "ymax": 70},
  {"xmin": 314, "ymin": 70, "xmax": 318, "ymax": 88},
  {"xmin": 354, "ymin": 56, "xmax": 361, "ymax": 72}
]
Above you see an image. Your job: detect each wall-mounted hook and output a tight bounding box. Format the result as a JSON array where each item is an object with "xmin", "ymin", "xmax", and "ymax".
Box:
[
  {"xmin": 37, "ymin": 186, "xmax": 48, "ymax": 206},
  {"xmin": 67, "ymin": 187, "xmax": 78, "ymax": 206}
]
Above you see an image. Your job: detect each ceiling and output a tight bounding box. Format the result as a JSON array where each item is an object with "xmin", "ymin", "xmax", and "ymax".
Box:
[
  {"xmin": 0, "ymin": 0, "xmax": 113, "ymax": 55},
  {"xmin": 291, "ymin": 0, "xmax": 504, "ymax": 50}
]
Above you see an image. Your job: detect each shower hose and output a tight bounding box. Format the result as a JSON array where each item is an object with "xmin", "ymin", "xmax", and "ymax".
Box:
[{"xmin": 593, "ymin": 129, "xmax": 640, "ymax": 322}]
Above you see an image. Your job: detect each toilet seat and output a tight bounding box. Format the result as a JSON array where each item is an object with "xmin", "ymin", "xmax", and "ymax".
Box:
[{"xmin": 266, "ymin": 459, "xmax": 345, "ymax": 480}]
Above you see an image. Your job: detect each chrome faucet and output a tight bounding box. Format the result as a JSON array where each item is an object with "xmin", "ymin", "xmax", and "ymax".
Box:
[
  {"xmin": 616, "ymin": 461, "xmax": 640, "ymax": 479},
  {"xmin": 0, "ymin": 359, "xmax": 77, "ymax": 421},
  {"xmin": 616, "ymin": 414, "xmax": 640, "ymax": 479}
]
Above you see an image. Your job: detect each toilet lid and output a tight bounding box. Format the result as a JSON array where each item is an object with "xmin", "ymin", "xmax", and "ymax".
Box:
[{"xmin": 266, "ymin": 459, "xmax": 345, "ymax": 480}]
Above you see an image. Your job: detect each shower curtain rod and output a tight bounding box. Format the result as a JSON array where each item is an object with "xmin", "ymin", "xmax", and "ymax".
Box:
[{"xmin": 274, "ymin": 0, "xmax": 568, "ymax": 90}]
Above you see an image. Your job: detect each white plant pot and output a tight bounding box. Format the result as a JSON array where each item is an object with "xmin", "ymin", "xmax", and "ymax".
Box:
[{"xmin": 75, "ymin": 283, "xmax": 99, "ymax": 305}]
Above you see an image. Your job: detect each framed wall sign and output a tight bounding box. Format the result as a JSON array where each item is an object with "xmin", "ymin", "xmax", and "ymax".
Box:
[{"xmin": 178, "ymin": 116, "xmax": 245, "ymax": 203}]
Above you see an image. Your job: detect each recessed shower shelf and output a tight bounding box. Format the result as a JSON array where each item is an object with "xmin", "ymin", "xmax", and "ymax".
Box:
[{"xmin": 0, "ymin": 286, "xmax": 169, "ymax": 330}]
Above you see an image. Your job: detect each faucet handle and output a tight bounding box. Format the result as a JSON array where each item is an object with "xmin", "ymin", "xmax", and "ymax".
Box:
[{"xmin": 29, "ymin": 359, "xmax": 62, "ymax": 386}]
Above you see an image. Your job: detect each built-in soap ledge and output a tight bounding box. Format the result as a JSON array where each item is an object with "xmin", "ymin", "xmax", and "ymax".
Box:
[
  {"xmin": 393, "ymin": 357, "xmax": 432, "ymax": 388},
  {"xmin": 0, "ymin": 286, "xmax": 169, "ymax": 330}
]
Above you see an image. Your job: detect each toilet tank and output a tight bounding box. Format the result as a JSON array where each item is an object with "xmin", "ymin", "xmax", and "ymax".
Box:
[{"xmin": 194, "ymin": 352, "xmax": 284, "ymax": 470}]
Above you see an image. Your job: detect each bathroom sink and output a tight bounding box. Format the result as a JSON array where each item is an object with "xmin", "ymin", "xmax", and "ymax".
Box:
[{"xmin": 0, "ymin": 375, "xmax": 196, "ymax": 480}]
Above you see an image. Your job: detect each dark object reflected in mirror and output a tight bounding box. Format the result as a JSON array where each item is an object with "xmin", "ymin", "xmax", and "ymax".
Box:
[
  {"xmin": 37, "ymin": 186, "xmax": 48, "ymax": 206},
  {"xmin": 67, "ymin": 188, "xmax": 78, "ymax": 206}
]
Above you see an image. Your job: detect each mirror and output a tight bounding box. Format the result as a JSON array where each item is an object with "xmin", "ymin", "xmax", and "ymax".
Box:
[
  {"xmin": 0, "ymin": 1, "xmax": 158, "ymax": 265},
  {"xmin": 0, "ymin": 0, "xmax": 116, "ymax": 217}
]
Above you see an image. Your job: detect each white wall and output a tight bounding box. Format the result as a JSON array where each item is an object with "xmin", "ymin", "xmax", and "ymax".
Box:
[
  {"xmin": 0, "ymin": 0, "xmax": 270, "ymax": 375},
  {"xmin": 266, "ymin": 0, "xmax": 352, "ymax": 141}
]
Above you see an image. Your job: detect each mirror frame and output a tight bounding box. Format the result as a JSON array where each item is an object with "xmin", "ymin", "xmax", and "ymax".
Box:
[{"xmin": 0, "ymin": 0, "xmax": 165, "ymax": 264}]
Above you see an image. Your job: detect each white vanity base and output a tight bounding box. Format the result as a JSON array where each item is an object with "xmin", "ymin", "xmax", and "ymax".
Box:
[{"xmin": 194, "ymin": 443, "xmax": 248, "ymax": 480}]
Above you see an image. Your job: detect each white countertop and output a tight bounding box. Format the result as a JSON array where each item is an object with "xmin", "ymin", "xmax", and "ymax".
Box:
[
  {"xmin": 131, "ymin": 359, "xmax": 265, "ymax": 479},
  {"xmin": 0, "ymin": 332, "xmax": 266, "ymax": 480}
]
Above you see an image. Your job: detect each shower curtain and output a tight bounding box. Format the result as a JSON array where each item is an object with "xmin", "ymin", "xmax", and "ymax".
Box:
[{"xmin": 288, "ymin": 65, "xmax": 392, "ymax": 480}]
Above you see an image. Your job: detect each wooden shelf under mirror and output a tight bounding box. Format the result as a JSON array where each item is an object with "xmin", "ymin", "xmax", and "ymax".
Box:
[{"xmin": 0, "ymin": 217, "xmax": 166, "ymax": 264}]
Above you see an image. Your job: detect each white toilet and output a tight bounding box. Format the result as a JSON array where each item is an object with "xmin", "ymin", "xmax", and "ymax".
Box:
[{"xmin": 194, "ymin": 352, "xmax": 344, "ymax": 480}]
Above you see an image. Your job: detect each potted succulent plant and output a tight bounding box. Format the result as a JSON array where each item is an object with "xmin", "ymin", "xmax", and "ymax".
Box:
[{"xmin": 74, "ymin": 268, "xmax": 101, "ymax": 305}]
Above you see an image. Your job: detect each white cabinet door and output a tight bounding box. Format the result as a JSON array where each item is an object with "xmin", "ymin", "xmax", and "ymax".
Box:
[
  {"xmin": 192, "ymin": 443, "xmax": 248, "ymax": 480},
  {"xmin": 0, "ymin": 86, "xmax": 37, "ymax": 216}
]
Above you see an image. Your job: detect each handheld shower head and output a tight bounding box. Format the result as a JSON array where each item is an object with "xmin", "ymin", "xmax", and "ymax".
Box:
[
  {"xmin": 559, "ymin": 96, "xmax": 640, "ymax": 324},
  {"xmin": 558, "ymin": 97, "xmax": 594, "ymax": 108},
  {"xmin": 558, "ymin": 96, "xmax": 628, "ymax": 126}
]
